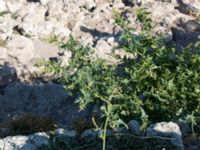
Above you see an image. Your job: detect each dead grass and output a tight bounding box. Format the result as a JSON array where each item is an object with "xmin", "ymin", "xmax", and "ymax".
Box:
[
  {"xmin": 71, "ymin": 117, "xmax": 95, "ymax": 133},
  {"xmin": 0, "ymin": 113, "xmax": 56, "ymax": 136},
  {"xmin": 0, "ymin": 39, "xmax": 6, "ymax": 47}
]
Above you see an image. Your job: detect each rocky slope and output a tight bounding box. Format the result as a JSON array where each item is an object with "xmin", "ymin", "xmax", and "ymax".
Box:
[{"xmin": 0, "ymin": 0, "xmax": 200, "ymax": 149}]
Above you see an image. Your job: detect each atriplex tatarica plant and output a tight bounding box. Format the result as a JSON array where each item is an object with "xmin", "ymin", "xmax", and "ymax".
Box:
[{"xmin": 40, "ymin": 7, "xmax": 200, "ymax": 148}]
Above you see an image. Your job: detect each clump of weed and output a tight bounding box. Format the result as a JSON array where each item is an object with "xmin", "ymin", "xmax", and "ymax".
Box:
[
  {"xmin": 135, "ymin": 7, "xmax": 152, "ymax": 31},
  {"xmin": 196, "ymin": 14, "xmax": 200, "ymax": 21},
  {"xmin": 42, "ymin": 34, "xmax": 62, "ymax": 46},
  {"xmin": 11, "ymin": 12, "xmax": 19, "ymax": 20},
  {"xmin": 0, "ymin": 11, "xmax": 9, "ymax": 17}
]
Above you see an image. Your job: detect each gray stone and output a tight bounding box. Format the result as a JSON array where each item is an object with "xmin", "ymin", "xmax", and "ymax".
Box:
[
  {"xmin": 0, "ymin": 132, "xmax": 49, "ymax": 150},
  {"xmin": 81, "ymin": 129, "xmax": 97, "ymax": 138},
  {"xmin": 179, "ymin": 0, "xmax": 200, "ymax": 16},
  {"xmin": 0, "ymin": 81, "xmax": 68, "ymax": 123},
  {"xmin": 81, "ymin": 129, "xmax": 112, "ymax": 139},
  {"xmin": 146, "ymin": 122, "xmax": 183, "ymax": 150},
  {"xmin": 0, "ymin": 128, "xmax": 11, "ymax": 137},
  {"xmin": 33, "ymin": 40, "xmax": 60, "ymax": 60},
  {"xmin": 114, "ymin": 127, "xmax": 129, "ymax": 134},
  {"xmin": 128, "ymin": 120, "xmax": 140, "ymax": 135},
  {"xmin": 53, "ymin": 129, "xmax": 78, "ymax": 145},
  {"xmin": 55, "ymin": 129, "xmax": 77, "ymax": 138},
  {"xmin": 188, "ymin": 145, "xmax": 200, "ymax": 150},
  {"xmin": 28, "ymin": 132, "xmax": 49, "ymax": 146},
  {"xmin": 171, "ymin": 20, "xmax": 200, "ymax": 47}
]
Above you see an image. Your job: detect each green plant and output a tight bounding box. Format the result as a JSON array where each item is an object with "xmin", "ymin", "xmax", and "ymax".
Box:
[
  {"xmin": 25, "ymin": 33, "xmax": 32, "ymax": 38},
  {"xmin": 41, "ymin": 8, "xmax": 200, "ymax": 149},
  {"xmin": 0, "ymin": 11, "xmax": 8, "ymax": 17},
  {"xmin": 11, "ymin": 12, "xmax": 19, "ymax": 20},
  {"xmin": 42, "ymin": 34, "xmax": 62, "ymax": 46},
  {"xmin": 196, "ymin": 14, "xmax": 200, "ymax": 21},
  {"xmin": 135, "ymin": 7, "xmax": 152, "ymax": 32}
]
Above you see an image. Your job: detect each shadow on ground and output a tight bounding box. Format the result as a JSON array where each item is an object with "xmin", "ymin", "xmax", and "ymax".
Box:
[{"xmin": 0, "ymin": 63, "xmax": 95, "ymax": 137}]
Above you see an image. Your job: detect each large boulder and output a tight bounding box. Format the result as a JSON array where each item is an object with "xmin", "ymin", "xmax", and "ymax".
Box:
[
  {"xmin": 178, "ymin": 0, "xmax": 200, "ymax": 16},
  {"xmin": 0, "ymin": 81, "xmax": 93, "ymax": 130},
  {"xmin": 146, "ymin": 122, "xmax": 183, "ymax": 150},
  {"xmin": 0, "ymin": 82, "xmax": 68, "ymax": 121},
  {"xmin": 17, "ymin": 4, "xmax": 47, "ymax": 37},
  {"xmin": 171, "ymin": 20, "xmax": 200, "ymax": 48}
]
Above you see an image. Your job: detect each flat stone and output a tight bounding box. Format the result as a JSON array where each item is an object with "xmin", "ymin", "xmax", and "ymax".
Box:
[
  {"xmin": 55, "ymin": 129, "xmax": 77, "ymax": 138},
  {"xmin": 33, "ymin": 40, "xmax": 59, "ymax": 60},
  {"xmin": 7, "ymin": 35, "xmax": 37, "ymax": 63}
]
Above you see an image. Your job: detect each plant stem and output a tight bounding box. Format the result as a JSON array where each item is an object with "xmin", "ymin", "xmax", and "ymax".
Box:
[{"xmin": 103, "ymin": 117, "xmax": 109, "ymax": 150}]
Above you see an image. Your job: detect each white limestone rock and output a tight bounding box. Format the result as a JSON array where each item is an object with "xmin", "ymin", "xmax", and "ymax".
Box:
[
  {"xmin": 40, "ymin": 0, "xmax": 49, "ymax": 5},
  {"xmin": 0, "ymin": 132, "xmax": 49, "ymax": 150},
  {"xmin": 0, "ymin": 0, "xmax": 7, "ymax": 12},
  {"xmin": 95, "ymin": 39, "xmax": 112, "ymax": 59},
  {"xmin": 55, "ymin": 129, "xmax": 77, "ymax": 138},
  {"xmin": 6, "ymin": 35, "xmax": 37, "ymax": 63},
  {"xmin": 147, "ymin": 122, "xmax": 183, "ymax": 150},
  {"xmin": 0, "ymin": 15, "xmax": 16, "ymax": 40}
]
